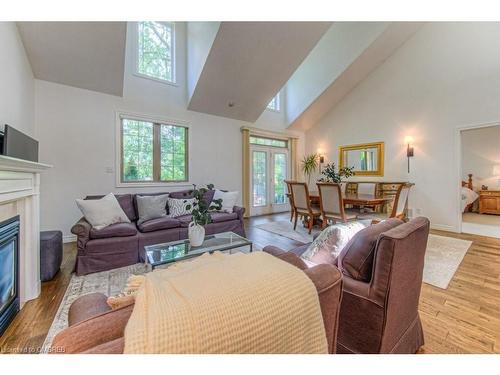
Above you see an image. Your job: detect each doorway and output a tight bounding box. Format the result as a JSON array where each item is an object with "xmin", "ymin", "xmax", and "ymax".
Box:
[
  {"xmin": 459, "ymin": 123, "xmax": 500, "ymax": 238},
  {"xmin": 250, "ymin": 141, "xmax": 290, "ymax": 216}
]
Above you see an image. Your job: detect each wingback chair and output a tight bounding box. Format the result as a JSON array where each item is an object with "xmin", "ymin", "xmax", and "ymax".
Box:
[
  {"xmin": 264, "ymin": 217, "xmax": 430, "ymax": 354},
  {"xmin": 316, "ymin": 182, "xmax": 358, "ymax": 227},
  {"xmin": 289, "ymin": 182, "xmax": 321, "ymax": 234}
]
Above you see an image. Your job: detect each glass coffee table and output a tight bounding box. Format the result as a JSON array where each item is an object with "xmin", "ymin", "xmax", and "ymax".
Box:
[{"xmin": 144, "ymin": 231, "xmax": 253, "ymax": 270}]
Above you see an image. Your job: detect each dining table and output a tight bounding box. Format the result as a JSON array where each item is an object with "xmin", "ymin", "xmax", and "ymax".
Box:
[{"xmin": 307, "ymin": 191, "xmax": 393, "ymax": 208}]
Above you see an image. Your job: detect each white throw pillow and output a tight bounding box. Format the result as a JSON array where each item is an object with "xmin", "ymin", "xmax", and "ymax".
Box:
[
  {"xmin": 301, "ymin": 220, "xmax": 371, "ymax": 264},
  {"xmin": 167, "ymin": 198, "xmax": 196, "ymax": 217},
  {"xmin": 76, "ymin": 193, "xmax": 131, "ymax": 230},
  {"xmin": 211, "ymin": 190, "xmax": 239, "ymax": 212}
]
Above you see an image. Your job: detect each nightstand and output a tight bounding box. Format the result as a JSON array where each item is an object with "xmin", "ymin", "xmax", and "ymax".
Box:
[{"xmin": 479, "ymin": 190, "xmax": 500, "ymax": 215}]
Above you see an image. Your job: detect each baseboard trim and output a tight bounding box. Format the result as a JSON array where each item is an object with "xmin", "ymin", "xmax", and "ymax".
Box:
[
  {"xmin": 63, "ymin": 235, "xmax": 76, "ymax": 243},
  {"xmin": 430, "ymin": 223, "xmax": 457, "ymax": 233}
]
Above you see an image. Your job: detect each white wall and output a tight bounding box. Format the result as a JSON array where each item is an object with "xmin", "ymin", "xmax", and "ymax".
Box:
[
  {"xmin": 0, "ymin": 23, "xmax": 34, "ymax": 137},
  {"xmin": 186, "ymin": 22, "xmax": 220, "ymax": 101},
  {"xmin": 462, "ymin": 125, "xmax": 500, "ymax": 190},
  {"xmin": 305, "ymin": 22, "xmax": 500, "ymax": 232},
  {"xmin": 285, "ymin": 22, "xmax": 388, "ymax": 125},
  {"xmin": 36, "ymin": 22, "xmax": 301, "ymax": 239}
]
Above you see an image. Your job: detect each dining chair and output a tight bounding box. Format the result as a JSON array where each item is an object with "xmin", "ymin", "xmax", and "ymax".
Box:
[
  {"xmin": 289, "ymin": 182, "xmax": 321, "ymax": 234},
  {"xmin": 317, "ymin": 183, "xmax": 359, "ymax": 228},
  {"xmin": 357, "ymin": 182, "xmax": 377, "ymax": 195},
  {"xmin": 284, "ymin": 180, "xmax": 297, "ymax": 222},
  {"xmin": 358, "ymin": 183, "xmax": 412, "ymax": 222}
]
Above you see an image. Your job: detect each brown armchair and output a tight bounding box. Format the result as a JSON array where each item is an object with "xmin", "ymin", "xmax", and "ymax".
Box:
[{"xmin": 265, "ymin": 217, "xmax": 430, "ymax": 354}]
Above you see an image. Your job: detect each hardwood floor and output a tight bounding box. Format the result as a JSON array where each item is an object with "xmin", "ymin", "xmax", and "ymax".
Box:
[{"xmin": 1, "ymin": 213, "xmax": 499, "ymax": 354}]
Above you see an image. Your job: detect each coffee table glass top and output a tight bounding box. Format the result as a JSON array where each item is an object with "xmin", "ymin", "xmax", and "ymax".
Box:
[{"xmin": 144, "ymin": 231, "xmax": 252, "ymax": 268}]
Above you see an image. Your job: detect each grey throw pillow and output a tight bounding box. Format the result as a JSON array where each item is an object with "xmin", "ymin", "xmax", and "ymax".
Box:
[{"xmin": 136, "ymin": 194, "xmax": 169, "ymax": 225}]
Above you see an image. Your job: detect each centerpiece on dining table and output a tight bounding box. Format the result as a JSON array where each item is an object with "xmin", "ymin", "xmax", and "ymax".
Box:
[{"xmin": 318, "ymin": 163, "xmax": 355, "ymax": 183}]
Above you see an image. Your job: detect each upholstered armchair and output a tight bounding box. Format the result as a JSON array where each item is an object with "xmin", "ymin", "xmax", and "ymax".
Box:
[{"xmin": 264, "ymin": 217, "xmax": 430, "ymax": 354}]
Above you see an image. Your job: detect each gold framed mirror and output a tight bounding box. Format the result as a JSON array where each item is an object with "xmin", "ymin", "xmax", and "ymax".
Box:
[{"xmin": 339, "ymin": 142, "xmax": 384, "ymax": 176}]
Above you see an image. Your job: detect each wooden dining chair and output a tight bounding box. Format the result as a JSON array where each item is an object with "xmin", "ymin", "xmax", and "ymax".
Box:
[
  {"xmin": 289, "ymin": 182, "xmax": 321, "ymax": 234},
  {"xmin": 284, "ymin": 180, "xmax": 297, "ymax": 222},
  {"xmin": 357, "ymin": 182, "xmax": 377, "ymax": 195},
  {"xmin": 317, "ymin": 182, "xmax": 359, "ymax": 228},
  {"xmin": 358, "ymin": 183, "xmax": 412, "ymax": 222}
]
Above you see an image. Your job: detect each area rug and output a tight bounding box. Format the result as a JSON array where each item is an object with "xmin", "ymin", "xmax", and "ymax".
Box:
[
  {"xmin": 255, "ymin": 220, "xmax": 472, "ymax": 290},
  {"xmin": 423, "ymin": 234, "xmax": 472, "ymax": 289},
  {"xmin": 255, "ymin": 220, "xmax": 321, "ymax": 243}
]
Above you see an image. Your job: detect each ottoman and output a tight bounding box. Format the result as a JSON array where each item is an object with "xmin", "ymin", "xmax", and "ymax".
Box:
[{"xmin": 40, "ymin": 230, "xmax": 63, "ymax": 281}]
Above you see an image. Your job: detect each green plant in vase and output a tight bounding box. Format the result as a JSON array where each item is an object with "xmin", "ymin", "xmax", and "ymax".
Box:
[
  {"xmin": 185, "ymin": 184, "xmax": 222, "ymax": 246},
  {"xmin": 319, "ymin": 163, "xmax": 355, "ymax": 183}
]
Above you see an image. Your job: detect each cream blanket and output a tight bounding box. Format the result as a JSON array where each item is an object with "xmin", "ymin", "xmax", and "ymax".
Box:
[{"xmin": 124, "ymin": 251, "xmax": 327, "ymax": 354}]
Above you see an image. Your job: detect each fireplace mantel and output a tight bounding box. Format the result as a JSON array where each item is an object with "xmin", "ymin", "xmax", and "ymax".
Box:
[
  {"xmin": 0, "ymin": 155, "xmax": 52, "ymax": 306},
  {"xmin": 0, "ymin": 155, "xmax": 52, "ymax": 173}
]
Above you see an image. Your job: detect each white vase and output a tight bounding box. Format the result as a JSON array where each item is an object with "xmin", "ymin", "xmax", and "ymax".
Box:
[{"xmin": 188, "ymin": 221, "xmax": 205, "ymax": 247}]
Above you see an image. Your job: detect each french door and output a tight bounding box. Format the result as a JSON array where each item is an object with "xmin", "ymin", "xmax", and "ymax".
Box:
[{"xmin": 250, "ymin": 146, "xmax": 290, "ymax": 216}]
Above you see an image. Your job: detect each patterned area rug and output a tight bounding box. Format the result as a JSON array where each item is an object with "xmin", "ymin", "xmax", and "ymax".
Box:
[{"xmin": 256, "ymin": 220, "xmax": 472, "ymax": 290}]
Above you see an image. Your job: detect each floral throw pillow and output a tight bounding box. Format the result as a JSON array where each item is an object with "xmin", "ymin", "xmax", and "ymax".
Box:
[{"xmin": 300, "ymin": 220, "xmax": 371, "ymax": 265}]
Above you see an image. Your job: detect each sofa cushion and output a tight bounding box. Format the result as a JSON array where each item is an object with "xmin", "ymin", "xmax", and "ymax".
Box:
[
  {"xmin": 137, "ymin": 217, "xmax": 181, "ymax": 233},
  {"xmin": 338, "ymin": 218, "xmax": 403, "ymax": 282},
  {"xmin": 209, "ymin": 212, "xmax": 238, "ymax": 223},
  {"xmin": 90, "ymin": 222, "xmax": 137, "ymax": 239},
  {"xmin": 176, "ymin": 214, "xmax": 193, "ymax": 227}
]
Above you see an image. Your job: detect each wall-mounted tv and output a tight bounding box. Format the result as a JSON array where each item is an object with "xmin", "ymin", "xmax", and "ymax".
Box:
[{"xmin": 1, "ymin": 125, "xmax": 38, "ymax": 162}]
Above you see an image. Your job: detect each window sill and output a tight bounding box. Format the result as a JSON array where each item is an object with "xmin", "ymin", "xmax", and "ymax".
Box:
[
  {"xmin": 116, "ymin": 181, "xmax": 193, "ymax": 189},
  {"xmin": 133, "ymin": 72, "xmax": 178, "ymax": 87}
]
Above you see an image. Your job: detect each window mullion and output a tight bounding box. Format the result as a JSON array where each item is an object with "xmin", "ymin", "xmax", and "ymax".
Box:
[{"xmin": 153, "ymin": 123, "xmax": 161, "ymax": 182}]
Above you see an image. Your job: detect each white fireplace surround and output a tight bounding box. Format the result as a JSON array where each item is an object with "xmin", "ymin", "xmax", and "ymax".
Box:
[{"xmin": 0, "ymin": 155, "xmax": 52, "ymax": 306}]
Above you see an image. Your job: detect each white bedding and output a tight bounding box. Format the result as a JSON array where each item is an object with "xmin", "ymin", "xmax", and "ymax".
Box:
[{"xmin": 461, "ymin": 186, "xmax": 479, "ymax": 212}]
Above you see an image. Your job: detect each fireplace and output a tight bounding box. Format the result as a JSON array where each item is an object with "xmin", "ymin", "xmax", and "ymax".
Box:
[{"xmin": 0, "ymin": 216, "xmax": 19, "ymax": 336}]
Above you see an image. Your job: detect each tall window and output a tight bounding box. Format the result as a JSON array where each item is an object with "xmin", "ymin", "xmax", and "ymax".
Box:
[
  {"xmin": 137, "ymin": 21, "xmax": 175, "ymax": 83},
  {"xmin": 121, "ymin": 117, "xmax": 188, "ymax": 183},
  {"xmin": 267, "ymin": 93, "xmax": 280, "ymax": 111}
]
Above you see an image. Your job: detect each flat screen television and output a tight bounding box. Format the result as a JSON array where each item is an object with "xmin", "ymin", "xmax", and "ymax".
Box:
[{"xmin": 1, "ymin": 125, "xmax": 38, "ymax": 162}]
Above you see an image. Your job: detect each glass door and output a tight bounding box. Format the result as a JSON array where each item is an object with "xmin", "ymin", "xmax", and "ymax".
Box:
[{"xmin": 250, "ymin": 146, "xmax": 290, "ymax": 216}]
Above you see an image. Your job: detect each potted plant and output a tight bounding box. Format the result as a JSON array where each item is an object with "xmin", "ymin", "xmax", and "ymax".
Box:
[
  {"xmin": 319, "ymin": 163, "xmax": 355, "ymax": 183},
  {"xmin": 301, "ymin": 153, "xmax": 319, "ymax": 185},
  {"xmin": 185, "ymin": 184, "xmax": 222, "ymax": 246}
]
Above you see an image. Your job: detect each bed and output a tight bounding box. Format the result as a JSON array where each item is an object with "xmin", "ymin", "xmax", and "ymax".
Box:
[{"xmin": 462, "ymin": 173, "xmax": 479, "ymax": 213}]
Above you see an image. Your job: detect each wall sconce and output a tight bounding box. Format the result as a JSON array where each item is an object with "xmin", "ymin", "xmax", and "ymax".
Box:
[
  {"xmin": 319, "ymin": 155, "xmax": 325, "ymax": 173},
  {"xmin": 405, "ymin": 136, "xmax": 414, "ymax": 173}
]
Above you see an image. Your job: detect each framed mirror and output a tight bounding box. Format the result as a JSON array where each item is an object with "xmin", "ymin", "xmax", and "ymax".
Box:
[{"xmin": 339, "ymin": 142, "xmax": 384, "ymax": 176}]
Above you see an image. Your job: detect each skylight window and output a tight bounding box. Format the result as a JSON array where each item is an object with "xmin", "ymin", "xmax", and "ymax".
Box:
[
  {"xmin": 267, "ymin": 93, "xmax": 280, "ymax": 112},
  {"xmin": 136, "ymin": 21, "xmax": 175, "ymax": 83}
]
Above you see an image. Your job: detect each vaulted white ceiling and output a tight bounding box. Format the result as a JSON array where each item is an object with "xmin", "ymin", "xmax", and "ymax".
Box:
[
  {"xmin": 285, "ymin": 22, "xmax": 424, "ymax": 130},
  {"xmin": 17, "ymin": 22, "xmax": 127, "ymax": 96},
  {"xmin": 187, "ymin": 22, "xmax": 332, "ymax": 122}
]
